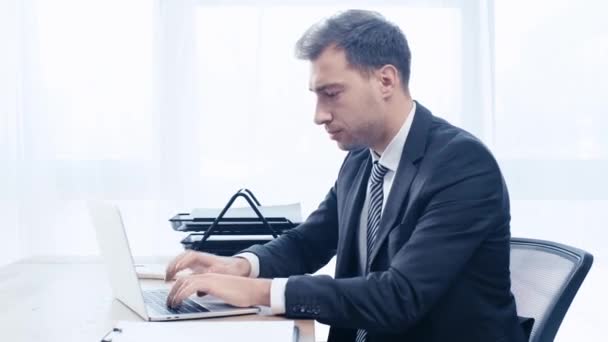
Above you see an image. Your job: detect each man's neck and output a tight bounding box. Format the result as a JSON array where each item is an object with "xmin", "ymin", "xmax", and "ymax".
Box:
[{"xmin": 372, "ymin": 96, "xmax": 414, "ymax": 155}]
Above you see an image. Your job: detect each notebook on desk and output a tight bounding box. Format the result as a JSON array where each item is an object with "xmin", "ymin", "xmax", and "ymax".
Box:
[
  {"xmin": 88, "ymin": 201, "xmax": 259, "ymax": 321},
  {"xmin": 101, "ymin": 320, "xmax": 298, "ymax": 342}
]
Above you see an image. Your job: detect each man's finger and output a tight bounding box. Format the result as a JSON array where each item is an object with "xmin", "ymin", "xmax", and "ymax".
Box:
[
  {"xmin": 172, "ymin": 253, "xmax": 195, "ymax": 278},
  {"xmin": 166, "ymin": 277, "xmax": 186, "ymax": 307},
  {"xmin": 165, "ymin": 251, "xmax": 190, "ymax": 281},
  {"xmin": 172, "ymin": 282, "xmax": 196, "ymax": 307},
  {"xmin": 172, "ymin": 279, "xmax": 204, "ymax": 308},
  {"xmin": 166, "ymin": 251, "xmax": 199, "ymax": 281}
]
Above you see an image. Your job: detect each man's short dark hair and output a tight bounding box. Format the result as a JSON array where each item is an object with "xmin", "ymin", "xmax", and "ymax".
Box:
[{"xmin": 295, "ymin": 9, "xmax": 411, "ymax": 88}]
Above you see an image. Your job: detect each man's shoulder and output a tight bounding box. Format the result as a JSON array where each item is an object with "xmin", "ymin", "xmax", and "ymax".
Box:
[
  {"xmin": 414, "ymin": 111, "xmax": 501, "ymax": 179},
  {"xmin": 427, "ymin": 114, "xmax": 493, "ymax": 159},
  {"xmin": 418, "ymin": 111, "xmax": 506, "ymax": 198},
  {"xmin": 409, "ymin": 102, "xmax": 488, "ymax": 159}
]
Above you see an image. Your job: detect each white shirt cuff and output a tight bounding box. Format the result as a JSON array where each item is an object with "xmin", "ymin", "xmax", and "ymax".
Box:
[
  {"xmin": 270, "ymin": 278, "xmax": 288, "ymax": 315},
  {"xmin": 255, "ymin": 278, "xmax": 288, "ymax": 316},
  {"xmin": 234, "ymin": 252, "xmax": 260, "ymax": 278}
]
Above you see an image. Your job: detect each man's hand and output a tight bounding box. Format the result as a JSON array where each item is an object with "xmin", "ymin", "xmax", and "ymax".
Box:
[
  {"xmin": 164, "ymin": 251, "xmax": 251, "ymax": 281},
  {"xmin": 166, "ymin": 273, "xmax": 271, "ymax": 309}
]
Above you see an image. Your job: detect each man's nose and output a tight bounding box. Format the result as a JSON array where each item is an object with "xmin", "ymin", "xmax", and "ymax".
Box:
[{"xmin": 314, "ymin": 103, "xmax": 332, "ymax": 125}]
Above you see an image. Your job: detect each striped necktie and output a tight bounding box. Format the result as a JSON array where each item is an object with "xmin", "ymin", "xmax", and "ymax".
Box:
[{"xmin": 356, "ymin": 160, "xmax": 389, "ymax": 342}]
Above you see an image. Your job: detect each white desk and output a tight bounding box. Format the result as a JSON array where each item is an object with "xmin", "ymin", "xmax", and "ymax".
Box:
[{"xmin": 0, "ymin": 258, "xmax": 314, "ymax": 342}]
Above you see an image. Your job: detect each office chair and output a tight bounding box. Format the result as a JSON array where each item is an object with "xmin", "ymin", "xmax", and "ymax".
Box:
[{"xmin": 510, "ymin": 237, "xmax": 593, "ymax": 342}]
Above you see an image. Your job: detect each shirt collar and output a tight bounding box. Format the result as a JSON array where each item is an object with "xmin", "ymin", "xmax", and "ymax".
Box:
[{"xmin": 370, "ymin": 101, "xmax": 416, "ymax": 172}]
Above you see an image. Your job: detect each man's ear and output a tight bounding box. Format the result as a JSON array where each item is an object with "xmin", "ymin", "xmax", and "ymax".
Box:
[{"xmin": 376, "ymin": 64, "xmax": 399, "ymax": 98}]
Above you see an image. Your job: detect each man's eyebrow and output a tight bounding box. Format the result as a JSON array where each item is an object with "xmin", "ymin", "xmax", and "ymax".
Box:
[{"xmin": 309, "ymin": 83, "xmax": 344, "ymax": 93}]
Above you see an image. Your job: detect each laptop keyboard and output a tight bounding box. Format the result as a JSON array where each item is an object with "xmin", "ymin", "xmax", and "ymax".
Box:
[{"xmin": 143, "ymin": 289, "xmax": 209, "ymax": 315}]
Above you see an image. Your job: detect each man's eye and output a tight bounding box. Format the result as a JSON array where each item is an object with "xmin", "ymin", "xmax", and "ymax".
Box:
[{"xmin": 325, "ymin": 92, "xmax": 339, "ymax": 98}]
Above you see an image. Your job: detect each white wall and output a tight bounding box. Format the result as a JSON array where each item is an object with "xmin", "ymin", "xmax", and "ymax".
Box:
[
  {"xmin": 1, "ymin": 1, "xmax": 470, "ymax": 262},
  {"xmin": 0, "ymin": 0, "xmax": 24, "ymax": 266},
  {"xmin": 494, "ymin": 1, "xmax": 608, "ymax": 340}
]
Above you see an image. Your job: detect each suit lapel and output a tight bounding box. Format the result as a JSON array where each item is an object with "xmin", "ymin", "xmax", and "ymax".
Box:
[
  {"xmin": 335, "ymin": 153, "xmax": 371, "ymax": 276},
  {"xmin": 368, "ymin": 102, "xmax": 434, "ymax": 266}
]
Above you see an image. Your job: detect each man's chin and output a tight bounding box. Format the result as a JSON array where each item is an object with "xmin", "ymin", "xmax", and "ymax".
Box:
[{"xmin": 336, "ymin": 140, "xmax": 365, "ymax": 151}]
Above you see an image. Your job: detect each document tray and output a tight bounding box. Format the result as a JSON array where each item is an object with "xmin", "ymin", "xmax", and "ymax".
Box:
[{"xmin": 170, "ymin": 189, "xmax": 299, "ymax": 255}]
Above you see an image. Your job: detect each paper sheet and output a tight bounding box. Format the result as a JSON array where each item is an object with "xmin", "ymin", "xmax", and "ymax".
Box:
[
  {"xmin": 103, "ymin": 320, "xmax": 296, "ymax": 342},
  {"xmin": 191, "ymin": 203, "xmax": 302, "ymax": 223},
  {"xmin": 134, "ymin": 264, "xmax": 169, "ymax": 280}
]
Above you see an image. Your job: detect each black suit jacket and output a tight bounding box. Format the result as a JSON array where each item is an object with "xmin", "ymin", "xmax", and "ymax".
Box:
[{"xmin": 244, "ymin": 103, "xmax": 527, "ymax": 342}]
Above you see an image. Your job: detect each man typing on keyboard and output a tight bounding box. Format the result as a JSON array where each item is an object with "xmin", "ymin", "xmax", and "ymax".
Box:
[{"xmin": 165, "ymin": 9, "xmax": 527, "ymax": 342}]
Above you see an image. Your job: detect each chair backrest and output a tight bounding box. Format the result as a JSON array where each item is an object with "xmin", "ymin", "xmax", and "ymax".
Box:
[{"xmin": 510, "ymin": 237, "xmax": 593, "ymax": 342}]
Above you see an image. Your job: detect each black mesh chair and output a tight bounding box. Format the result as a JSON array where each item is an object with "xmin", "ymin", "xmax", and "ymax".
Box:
[{"xmin": 510, "ymin": 237, "xmax": 593, "ymax": 342}]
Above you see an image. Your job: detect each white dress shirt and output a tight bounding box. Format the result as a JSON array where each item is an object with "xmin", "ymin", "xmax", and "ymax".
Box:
[
  {"xmin": 357, "ymin": 102, "xmax": 415, "ymax": 274},
  {"xmin": 237, "ymin": 102, "xmax": 416, "ymax": 314}
]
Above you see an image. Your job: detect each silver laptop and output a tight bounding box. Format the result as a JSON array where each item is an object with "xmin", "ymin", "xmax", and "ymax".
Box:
[{"xmin": 88, "ymin": 201, "xmax": 259, "ymax": 321}]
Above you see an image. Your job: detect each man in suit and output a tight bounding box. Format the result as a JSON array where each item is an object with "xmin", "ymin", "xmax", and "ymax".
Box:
[{"xmin": 165, "ymin": 10, "xmax": 527, "ymax": 342}]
